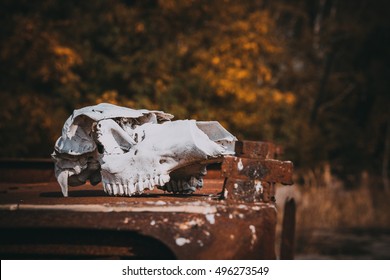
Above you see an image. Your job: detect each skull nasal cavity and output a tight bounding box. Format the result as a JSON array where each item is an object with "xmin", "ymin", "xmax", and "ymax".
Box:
[{"xmin": 97, "ymin": 144, "xmax": 104, "ymax": 154}]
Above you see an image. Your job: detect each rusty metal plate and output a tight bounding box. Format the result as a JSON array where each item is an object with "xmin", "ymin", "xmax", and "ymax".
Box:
[
  {"xmin": 224, "ymin": 178, "xmax": 273, "ymax": 203},
  {"xmin": 234, "ymin": 141, "xmax": 278, "ymax": 159},
  {"xmin": 221, "ymin": 156, "xmax": 293, "ymax": 185}
]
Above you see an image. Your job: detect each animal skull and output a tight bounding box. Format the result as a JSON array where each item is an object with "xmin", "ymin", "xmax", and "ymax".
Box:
[{"xmin": 52, "ymin": 103, "xmax": 236, "ymax": 197}]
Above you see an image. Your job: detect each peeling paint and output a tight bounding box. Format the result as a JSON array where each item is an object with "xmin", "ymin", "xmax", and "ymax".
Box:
[
  {"xmin": 175, "ymin": 237, "xmax": 191, "ymax": 246},
  {"xmin": 152, "ymin": 200, "xmax": 167, "ymax": 205},
  {"xmin": 254, "ymin": 180, "xmax": 263, "ymax": 193},
  {"xmin": 237, "ymin": 158, "xmax": 244, "ymax": 171},
  {"xmin": 0, "ymin": 203, "xmax": 218, "ymax": 215},
  {"xmin": 177, "ymin": 218, "xmax": 204, "ymax": 230},
  {"xmin": 205, "ymin": 213, "xmax": 215, "ymax": 224},
  {"xmin": 249, "ymin": 225, "xmax": 257, "ymax": 247},
  {"xmin": 3, "ymin": 204, "xmax": 18, "ymax": 211}
]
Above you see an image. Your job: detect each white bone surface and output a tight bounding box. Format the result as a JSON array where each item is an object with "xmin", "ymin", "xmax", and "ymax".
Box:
[{"xmin": 52, "ymin": 103, "xmax": 236, "ymax": 197}]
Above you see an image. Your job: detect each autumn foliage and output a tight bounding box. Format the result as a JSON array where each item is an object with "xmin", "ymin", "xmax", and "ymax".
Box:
[{"xmin": 0, "ymin": 0, "xmax": 388, "ymax": 187}]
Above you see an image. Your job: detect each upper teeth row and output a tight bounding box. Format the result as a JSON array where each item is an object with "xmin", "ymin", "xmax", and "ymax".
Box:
[
  {"xmin": 103, "ymin": 174, "xmax": 170, "ymax": 196},
  {"xmin": 158, "ymin": 176, "xmax": 203, "ymax": 194}
]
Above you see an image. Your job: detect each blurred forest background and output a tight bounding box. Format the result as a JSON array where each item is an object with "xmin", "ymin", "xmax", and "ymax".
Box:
[{"xmin": 1, "ymin": 0, "xmax": 389, "ymax": 188}]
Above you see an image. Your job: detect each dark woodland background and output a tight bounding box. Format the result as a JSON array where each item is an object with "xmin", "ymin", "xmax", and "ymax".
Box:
[
  {"xmin": 1, "ymin": 0, "xmax": 390, "ymax": 259},
  {"xmin": 1, "ymin": 0, "xmax": 389, "ymax": 188}
]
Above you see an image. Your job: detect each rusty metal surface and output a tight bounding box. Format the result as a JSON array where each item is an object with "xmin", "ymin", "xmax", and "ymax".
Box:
[
  {"xmin": 234, "ymin": 140, "xmax": 279, "ymax": 159},
  {"xmin": 0, "ymin": 158, "xmax": 56, "ymax": 183},
  {"xmin": 223, "ymin": 178, "xmax": 273, "ymax": 203},
  {"xmin": 0, "ymin": 180, "xmax": 277, "ymax": 259},
  {"xmin": 0, "ymin": 141, "xmax": 293, "ymax": 260},
  {"xmin": 221, "ymin": 156, "xmax": 293, "ymax": 185}
]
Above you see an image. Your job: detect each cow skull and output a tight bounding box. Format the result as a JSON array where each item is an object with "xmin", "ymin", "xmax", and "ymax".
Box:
[{"xmin": 52, "ymin": 103, "xmax": 236, "ymax": 197}]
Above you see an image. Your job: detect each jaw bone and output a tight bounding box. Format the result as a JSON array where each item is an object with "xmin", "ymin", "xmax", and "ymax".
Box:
[{"xmin": 52, "ymin": 103, "xmax": 236, "ymax": 197}]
